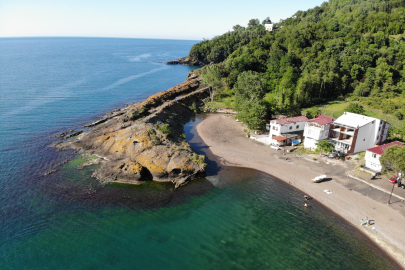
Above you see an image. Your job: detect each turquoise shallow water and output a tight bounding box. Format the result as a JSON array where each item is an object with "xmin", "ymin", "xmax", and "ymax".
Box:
[{"xmin": 0, "ymin": 37, "xmax": 401, "ymax": 269}]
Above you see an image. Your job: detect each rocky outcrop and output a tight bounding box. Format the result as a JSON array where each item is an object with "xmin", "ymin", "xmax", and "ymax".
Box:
[
  {"xmin": 57, "ymin": 72, "xmax": 209, "ymax": 188},
  {"xmin": 166, "ymin": 57, "xmax": 207, "ymax": 67}
]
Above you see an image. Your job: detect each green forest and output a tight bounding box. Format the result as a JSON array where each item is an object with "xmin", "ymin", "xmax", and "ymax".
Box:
[{"xmin": 188, "ymin": 0, "xmax": 405, "ymax": 138}]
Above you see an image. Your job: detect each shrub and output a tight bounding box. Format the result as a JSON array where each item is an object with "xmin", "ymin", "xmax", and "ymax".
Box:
[
  {"xmin": 345, "ymin": 103, "xmax": 365, "ymax": 115},
  {"xmin": 191, "ymin": 153, "xmax": 206, "ymax": 167},
  {"xmin": 147, "ymin": 128, "xmax": 160, "ymax": 145},
  {"xmin": 129, "ymin": 106, "xmax": 146, "ymax": 120},
  {"xmin": 155, "ymin": 123, "xmax": 173, "ymax": 136},
  {"xmin": 189, "ymin": 102, "xmax": 199, "ymax": 114},
  {"xmin": 394, "ymin": 111, "xmax": 403, "ymax": 120}
]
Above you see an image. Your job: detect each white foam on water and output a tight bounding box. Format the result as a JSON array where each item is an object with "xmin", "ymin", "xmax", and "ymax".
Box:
[
  {"xmin": 99, "ymin": 65, "xmax": 169, "ymax": 92},
  {"xmin": 4, "ymin": 78, "xmax": 87, "ymax": 116},
  {"xmin": 128, "ymin": 53, "xmax": 152, "ymax": 62}
]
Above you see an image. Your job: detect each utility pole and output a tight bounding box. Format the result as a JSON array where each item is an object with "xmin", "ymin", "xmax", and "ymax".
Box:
[{"xmin": 388, "ymin": 181, "xmax": 395, "ymax": 204}]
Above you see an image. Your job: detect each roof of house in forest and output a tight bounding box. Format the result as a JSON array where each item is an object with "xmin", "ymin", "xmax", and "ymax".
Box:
[
  {"xmin": 307, "ymin": 114, "xmax": 335, "ymax": 126},
  {"xmin": 367, "ymin": 141, "xmax": 404, "ymax": 155},
  {"xmin": 271, "ymin": 116, "xmax": 309, "ymax": 125}
]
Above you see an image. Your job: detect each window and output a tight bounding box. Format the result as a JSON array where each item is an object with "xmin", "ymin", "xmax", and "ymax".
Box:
[
  {"xmin": 379, "ymin": 127, "xmax": 381, "ymax": 131},
  {"xmin": 272, "ymin": 126, "xmax": 275, "ymax": 130},
  {"xmin": 363, "ymin": 139, "xmax": 365, "ymax": 141},
  {"xmin": 296, "ymin": 125, "xmax": 299, "ymax": 129},
  {"xmin": 377, "ymin": 136, "xmax": 379, "ymax": 140},
  {"xmin": 289, "ymin": 126, "xmax": 292, "ymax": 130},
  {"xmin": 372, "ymin": 153, "xmax": 376, "ymax": 158}
]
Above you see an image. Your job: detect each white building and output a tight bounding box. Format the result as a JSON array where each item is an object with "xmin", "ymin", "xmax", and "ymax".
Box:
[
  {"xmin": 268, "ymin": 116, "xmax": 309, "ymax": 145},
  {"xmin": 303, "ymin": 115, "xmax": 335, "ymax": 150},
  {"xmin": 265, "ymin": 23, "xmax": 274, "ymax": 31},
  {"xmin": 329, "ymin": 112, "xmax": 389, "ymax": 154},
  {"xmin": 365, "ymin": 141, "xmax": 404, "ymax": 172}
]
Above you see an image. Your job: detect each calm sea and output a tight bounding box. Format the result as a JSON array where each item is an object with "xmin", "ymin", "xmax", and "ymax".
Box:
[{"xmin": 0, "ymin": 37, "xmax": 401, "ymax": 269}]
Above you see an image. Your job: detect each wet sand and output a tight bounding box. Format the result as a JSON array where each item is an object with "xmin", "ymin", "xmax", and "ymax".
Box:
[{"xmin": 196, "ymin": 113, "xmax": 405, "ymax": 268}]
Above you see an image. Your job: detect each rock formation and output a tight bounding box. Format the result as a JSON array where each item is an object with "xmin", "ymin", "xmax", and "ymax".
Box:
[
  {"xmin": 166, "ymin": 57, "xmax": 207, "ymax": 67},
  {"xmin": 59, "ymin": 72, "xmax": 209, "ymax": 188}
]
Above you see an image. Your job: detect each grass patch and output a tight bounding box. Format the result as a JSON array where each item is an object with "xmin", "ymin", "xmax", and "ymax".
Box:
[
  {"xmin": 295, "ymin": 147, "xmax": 317, "ymax": 155},
  {"xmin": 205, "ymin": 96, "xmax": 235, "ymax": 110}
]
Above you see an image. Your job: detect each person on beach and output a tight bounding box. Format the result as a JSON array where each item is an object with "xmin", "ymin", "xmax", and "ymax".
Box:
[
  {"xmin": 304, "ymin": 195, "xmax": 308, "ymax": 202},
  {"xmin": 304, "ymin": 203, "xmax": 307, "ymax": 209},
  {"xmin": 366, "ymin": 217, "xmax": 369, "ymax": 226}
]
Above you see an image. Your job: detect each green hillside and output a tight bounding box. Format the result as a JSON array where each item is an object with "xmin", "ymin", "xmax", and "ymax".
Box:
[{"xmin": 190, "ymin": 0, "xmax": 405, "ymax": 135}]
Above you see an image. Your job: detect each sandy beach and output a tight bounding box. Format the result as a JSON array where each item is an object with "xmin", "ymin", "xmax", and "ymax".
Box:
[{"xmin": 196, "ymin": 113, "xmax": 405, "ymax": 268}]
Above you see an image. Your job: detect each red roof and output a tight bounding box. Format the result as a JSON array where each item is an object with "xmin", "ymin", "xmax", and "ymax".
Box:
[
  {"xmin": 272, "ymin": 116, "xmax": 309, "ymax": 125},
  {"xmin": 272, "ymin": 135, "xmax": 286, "ymax": 141},
  {"xmin": 367, "ymin": 141, "xmax": 404, "ymax": 155},
  {"xmin": 307, "ymin": 114, "xmax": 335, "ymax": 126}
]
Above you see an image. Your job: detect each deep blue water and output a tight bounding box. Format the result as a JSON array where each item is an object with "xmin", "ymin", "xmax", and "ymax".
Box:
[{"xmin": 0, "ymin": 37, "xmax": 401, "ymax": 269}]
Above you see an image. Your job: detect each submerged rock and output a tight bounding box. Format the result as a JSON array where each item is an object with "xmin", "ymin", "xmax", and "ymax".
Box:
[{"xmin": 59, "ymin": 73, "xmax": 209, "ymax": 188}]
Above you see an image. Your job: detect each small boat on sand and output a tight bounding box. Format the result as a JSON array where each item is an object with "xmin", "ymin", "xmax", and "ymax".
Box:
[{"xmin": 312, "ymin": 175, "xmax": 326, "ymax": 183}]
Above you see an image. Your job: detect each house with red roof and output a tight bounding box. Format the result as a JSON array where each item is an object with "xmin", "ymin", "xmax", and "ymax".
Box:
[
  {"xmin": 268, "ymin": 116, "xmax": 309, "ymax": 146},
  {"xmin": 303, "ymin": 115, "xmax": 336, "ymax": 150},
  {"xmin": 365, "ymin": 141, "xmax": 404, "ymax": 172}
]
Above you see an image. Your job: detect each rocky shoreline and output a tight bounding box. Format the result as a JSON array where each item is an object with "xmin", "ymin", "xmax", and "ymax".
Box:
[
  {"xmin": 166, "ymin": 57, "xmax": 207, "ymax": 67},
  {"xmin": 53, "ymin": 72, "xmax": 210, "ymax": 188}
]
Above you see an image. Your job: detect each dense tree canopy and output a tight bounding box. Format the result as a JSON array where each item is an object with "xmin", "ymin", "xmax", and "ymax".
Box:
[{"xmin": 195, "ymin": 0, "xmax": 405, "ymax": 130}]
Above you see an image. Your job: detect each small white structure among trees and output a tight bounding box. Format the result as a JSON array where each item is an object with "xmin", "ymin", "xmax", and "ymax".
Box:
[
  {"xmin": 264, "ymin": 23, "xmax": 274, "ymax": 31},
  {"xmin": 366, "ymin": 141, "xmax": 404, "ymax": 172}
]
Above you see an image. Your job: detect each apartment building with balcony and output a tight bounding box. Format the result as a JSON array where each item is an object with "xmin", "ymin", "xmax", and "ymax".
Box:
[
  {"xmin": 329, "ymin": 112, "xmax": 389, "ymax": 154},
  {"xmin": 303, "ymin": 115, "xmax": 335, "ymax": 150}
]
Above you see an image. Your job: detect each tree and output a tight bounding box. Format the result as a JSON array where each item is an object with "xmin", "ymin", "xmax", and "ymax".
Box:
[
  {"xmin": 380, "ymin": 145, "xmax": 405, "ymax": 174},
  {"xmin": 305, "ymin": 107, "xmax": 321, "ymax": 119},
  {"xmin": 262, "ymin": 17, "xmax": 272, "ymax": 25},
  {"xmin": 345, "ymin": 103, "xmax": 365, "ymax": 115},
  {"xmin": 316, "ymin": 140, "xmax": 334, "ymax": 155},
  {"xmin": 201, "ymin": 65, "xmax": 222, "ymax": 102},
  {"xmin": 234, "ymin": 71, "xmax": 267, "ymax": 103},
  {"xmin": 236, "ymin": 100, "xmax": 268, "ymax": 130},
  {"xmin": 248, "ymin": 19, "xmax": 260, "ymax": 28},
  {"xmin": 234, "ymin": 71, "xmax": 269, "ymax": 129},
  {"xmin": 232, "ymin": 24, "xmax": 244, "ymax": 31}
]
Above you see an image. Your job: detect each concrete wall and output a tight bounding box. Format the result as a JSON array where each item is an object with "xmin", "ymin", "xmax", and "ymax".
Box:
[
  {"xmin": 304, "ymin": 125, "xmax": 330, "ymax": 140},
  {"xmin": 354, "ymin": 123, "xmax": 375, "ymax": 153},
  {"xmin": 365, "ymin": 150, "xmax": 382, "ymax": 171},
  {"xmin": 304, "ymin": 137, "xmax": 318, "ymax": 150}
]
